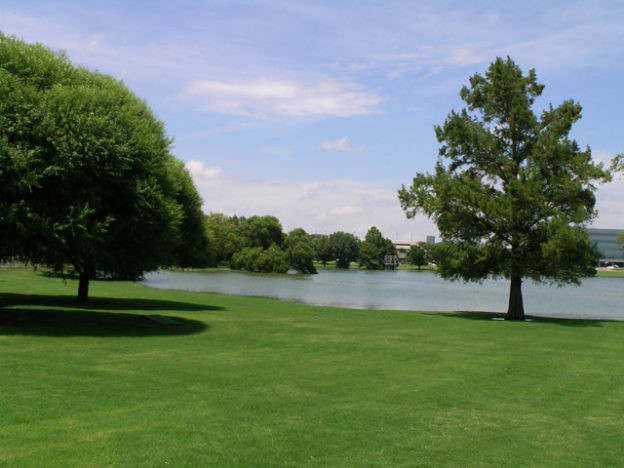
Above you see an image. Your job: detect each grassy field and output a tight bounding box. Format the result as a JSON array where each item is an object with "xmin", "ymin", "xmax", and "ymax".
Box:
[{"xmin": 1, "ymin": 268, "xmax": 624, "ymax": 467}]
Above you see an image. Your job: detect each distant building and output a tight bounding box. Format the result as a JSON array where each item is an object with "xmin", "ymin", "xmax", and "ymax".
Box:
[
  {"xmin": 426, "ymin": 235, "xmax": 435, "ymax": 245},
  {"xmin": 392, "ymin": 240, "xmax": 417, "ymax": 263},
  {"xmin": 587, "ymin": 228, "xmax": 624, "ymax": 266}
]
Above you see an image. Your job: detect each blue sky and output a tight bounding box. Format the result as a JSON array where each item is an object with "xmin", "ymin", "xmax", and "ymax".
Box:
[{"xmin": 2, "ymin": 0, "xmax": 623, "ymax": 240}]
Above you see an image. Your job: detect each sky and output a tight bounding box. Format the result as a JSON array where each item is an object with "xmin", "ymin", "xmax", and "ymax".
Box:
[{"xmin": 2, "ymin": 0, "xmax": 623, "ymax": 241}]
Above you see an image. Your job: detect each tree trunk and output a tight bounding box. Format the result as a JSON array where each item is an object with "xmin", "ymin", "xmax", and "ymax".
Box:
[
  {"xmin": 506, "ymin": 276, "xmax": 525, "ymax": 320},
  {"xmin": 77, "ymin": 265, "xmax": 95, "ymax": 303}
]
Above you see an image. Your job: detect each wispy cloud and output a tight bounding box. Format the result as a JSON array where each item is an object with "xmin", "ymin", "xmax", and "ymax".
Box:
[
  {"xmin": 183, "ymin": 78, "xmax": 384, "ymax": 118},
  {"xmin": 318, "ymin": 137, "xmax": 367, "ymax": 152},
  {"xmin": 329, "ymin": 206, "xmax": 364, "ymax": 216},
  {"xmin": 185, "ymin": 160, "xmax": 221, "ymax": 178},
  {"xmin": 185, "ymin": 160, "xmax": 435, "ymax": 240}
]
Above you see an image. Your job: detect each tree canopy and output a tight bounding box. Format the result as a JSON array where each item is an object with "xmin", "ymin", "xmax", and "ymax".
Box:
[
  {"xmin": 285, "ymin": 228, "xmax": 317, "ymax": 274},
  {"xmin": 312, "ymin": 235, "xmax": 333, "ymax": 266},
  {"xmin": 0, "ymin": 34, "xmax": 210, "ymax": 300},
  {"xmin": 406, "ymin": 243, "xmax": 427, "ymax": 270},
  {"xmin": 237, "ymin": 215, "xmax": 285, "ymax": 250},
  {"xmin": 399, "ymin": 57, "xmax": 611, "ymax": 320},
  {"xmin": 204, "ymin": 213, "xmax": 242, "ymax": 265},
  {"xmin": 360, "ymin": 227, "xmax": 396, "ymax": 270},
  {"xmin": 328, "ymin": 231, "xmax": 360, "ymax": 269}
]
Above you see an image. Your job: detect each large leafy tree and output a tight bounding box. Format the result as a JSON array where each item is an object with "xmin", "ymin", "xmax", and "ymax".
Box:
[
  {"xmin": 204, "ymin": 213, "xmax": 242, "ymax": 265},
  {"xmin": 399, "ymin": 57, "xmax": 611, "ymax": 320},
  {"xmin": 237, "ymin": 215, "xmax": 285, "ymax": 250},
  {"xmin": 312, "ymin": 235, "xmax": 333, "ymax": 266},
  {"xmin": 0, "ymin": 34, "xmax": 209, "ymax": 301},
  {"xmin": 328, "ymin": 231, "xmax": 360, "ymax": 269},
  {"xmin": 285, "ymin": 228, "xmax": 317, "ymax": 274},
  {"xmin": 360, "ymin": 226, "xmax": 395, "ymax": 270}
]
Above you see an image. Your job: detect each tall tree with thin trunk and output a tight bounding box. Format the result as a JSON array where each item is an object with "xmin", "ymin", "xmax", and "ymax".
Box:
[{"xmin": 399, "ymin": 57, "xmax": 611, "ymax": 320}]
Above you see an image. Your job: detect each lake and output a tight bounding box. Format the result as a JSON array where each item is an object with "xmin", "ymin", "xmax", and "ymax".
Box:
[{"xmin": 142, "ymin": 269, "xmax": 624, "ymax": 320}]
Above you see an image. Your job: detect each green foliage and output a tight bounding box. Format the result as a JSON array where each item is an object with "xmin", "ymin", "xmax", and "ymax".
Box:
[
  {"xmin": 429, "ymin": 242, "xmax": 457, "ymax": 268},
  {"xmin": 617, "ymin": 232, "xmax": 624, "ymax": 254},
  {"xmin": 406, "ymin": 243, "xmax": 427, "ymax": 269},
  {"xmin": 609, "ymin": 153, "xmax": 624, "ymax": 175},
  {"xmin": 237, "ymin": 215, "xmax": 285, "ymax": 249},
  {"xmin": 312, "ymin": 235, "xmax": 333, "ymax": 266},
  {"xmin": 204, "ymin": 213, "xmax": 242, "ymax": 265},
  {"xmin": 0, "ymin": 34, "xmax": 209, "ymax": 298},
  {"xmin": 229, "ymin": 226, "xmax": 317, "ymax": 274},
  {"xmin": 285, "ymin": 228, "xmax": 317, "ymax": 274},
  {"xmin": 328, "ymin": 231, "xmax": 361, "ymax": 269},
  {"xmin": 359, "ymin": 226, "xmax": 394, "ymax": 270},
  {"xmin": 229, "ymin": 216, "xmax": 291, "ymax": 273},
  {"xmin": 399, "ymin": 57, "xmax": 611, "ymax": 319},
  {"xmin": 231, "ymin": 244, "xmax": 289, "ymax": 273}
]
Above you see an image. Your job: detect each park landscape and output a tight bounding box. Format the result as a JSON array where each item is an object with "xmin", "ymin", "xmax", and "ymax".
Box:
[{"xmin": 2, "ymin": 4, "xmax": 624, "ymax": 467}]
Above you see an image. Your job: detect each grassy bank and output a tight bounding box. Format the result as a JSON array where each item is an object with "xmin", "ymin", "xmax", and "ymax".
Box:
[
  {"xmin": 1, "ymin": 267, "xmax": 623, "ymax": 466},
  {"xmin": 596, "ymin": 269, "xmax": 624, "ymax": 278}
]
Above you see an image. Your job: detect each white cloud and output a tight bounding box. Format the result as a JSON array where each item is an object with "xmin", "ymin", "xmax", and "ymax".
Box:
[
  {"xmin": 329, "ymin": 206, "xmax": 364, "ymax": 216},
  {"xmin": 185, "ymin": 160, "xmax": 222, "ymax": 179},
  {"xmin": 591, "ymin": 150, "xmax": 624, "ymax": 229},
  {"xmin": 183, "ymin": 78, "xmax": 384, "ymax": 118},
  {"xmin": 185, "ymin": 157, "xmax": 623, "ymax": 242},
  {"xmin": 593, "ymin": 179, "xmax": 624, "ymax": 229},
  {"xmin": 442, "ymin": 47, "xmax": 485, "ymax": 66},
  {"xmin": 186, "ymin": 161, "xmax": 436, "ymax": 240},
  {"xmin": 318, "ymin": 137, "xmax": 367, "ymax": 152}
]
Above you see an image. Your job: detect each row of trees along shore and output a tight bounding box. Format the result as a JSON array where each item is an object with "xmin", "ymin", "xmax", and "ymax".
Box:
[{"xmin": 204, "ymin": 213, "xmax": 406, "ymax": 274}]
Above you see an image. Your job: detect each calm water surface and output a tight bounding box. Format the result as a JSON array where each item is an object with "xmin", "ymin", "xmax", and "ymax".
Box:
[{"xmin": 142, "ymin": 269, "xmax": 624, "ymax": 320}]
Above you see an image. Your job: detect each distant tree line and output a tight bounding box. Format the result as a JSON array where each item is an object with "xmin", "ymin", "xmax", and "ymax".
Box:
[{"xmin": 205, "ymin": 216, "xmax": 406, "ymax": 272}]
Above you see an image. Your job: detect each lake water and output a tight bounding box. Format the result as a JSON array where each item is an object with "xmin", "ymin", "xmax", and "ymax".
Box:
[{"xmin": 142, "ymin": 269, "xmax": 624, "ymax": 320}]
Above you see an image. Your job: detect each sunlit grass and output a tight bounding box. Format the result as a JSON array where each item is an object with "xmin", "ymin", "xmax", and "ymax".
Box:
[{"xmin": 2, "ymin": 267, "xmax": 623, "ymax": 466}]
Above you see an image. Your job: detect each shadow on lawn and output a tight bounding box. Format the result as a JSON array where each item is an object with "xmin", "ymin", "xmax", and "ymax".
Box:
[
  {"xmin": 427, "ymin": 310, "xmax": 606, "ymax": 328},
  {"xmin": 0, "ymin": 293, "xmax": 217, "ymax": 337}
]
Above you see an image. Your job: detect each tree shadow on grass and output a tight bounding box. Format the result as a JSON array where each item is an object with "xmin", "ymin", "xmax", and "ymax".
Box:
[
  {"xmin": 424, "ymin": 311, "xmax": 608, "ymax": 328},
  {"xmin": 0, "ymin": 293, "xmax": 219, "ymax": 337}
]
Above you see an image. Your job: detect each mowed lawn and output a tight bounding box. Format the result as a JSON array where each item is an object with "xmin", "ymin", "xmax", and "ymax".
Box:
[{"xmin": 1, "ymin": 268, "xmax": 623, "ymax": 467}]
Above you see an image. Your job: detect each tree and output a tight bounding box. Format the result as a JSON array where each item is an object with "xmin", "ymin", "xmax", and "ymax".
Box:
[
  {"xmin": 328, "ymin": 232, "xmax": 360, "ymax": 269},
  {"xmin": 429, "ymin": 241, "xmax": 456, "ymax": 267},
  {"xmin": 313, "ymin": 235, "xmax": 333, "ymax": 266},
  {"xmin": 204, "ymin": 213, "xmax": 242, "ymax": 265},
  {"xmin": 617, "ymin": 232, "xmax": 624, "ymax": 254},
  {"xmin": 0, "ymin": 34, "xmax": 210, "ymax": 301},
  {"xmin": 406, "ymin": 243, "xmax": 427, "ymax": 270},
  {"xmin": 237, "ymin": 215, "xmax": 285, "ymax": 250},
  {"xmin": 399, "ymin": 57, "xmax": 611, "ymax": 320},
  {"xmin": 360, "ymin": 226, "xmax": 394, "ymax": 270},
  {"xmin": 285, "ymin": 228, "xmax": 317, "ymax": 274},
  {"xmin": 231, "ymin": 244, "xmax": 289, "ymax": 273}
]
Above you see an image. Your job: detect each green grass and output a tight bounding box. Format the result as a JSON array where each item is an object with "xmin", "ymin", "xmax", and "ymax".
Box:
[
  {"xmin": 596, "ymin": 269, "xmax": 624, "ymax": 278},
  {"xmin": 1, "ymin": 267, "xmax": 624, "ymax": 467}
]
